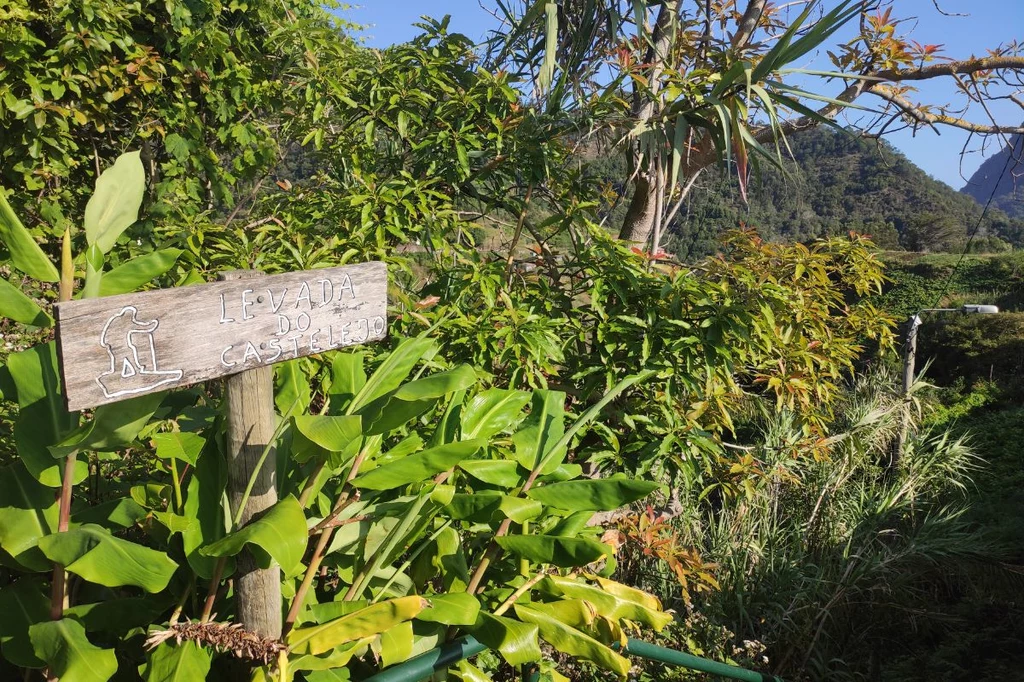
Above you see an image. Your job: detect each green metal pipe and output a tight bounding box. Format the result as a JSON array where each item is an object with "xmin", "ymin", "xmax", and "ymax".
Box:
[
  {"xmin": 359, "ymin": 634, "xmax": 783, "ymax": 682},
  {"xmin": 623, "ymin": 638, "xmax": 783, "ymax": 682},
  {"xmin": 360, "ymin": 635, "xmax": 487, "ymax": 682}
]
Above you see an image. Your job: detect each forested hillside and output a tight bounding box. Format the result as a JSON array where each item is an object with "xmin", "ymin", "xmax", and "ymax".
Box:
[
  {"xmin": 592, "ymin": 128, "xmax": 1024, "ymax": 259},
  {"xmin": 961, "ymin": 133, "xmax": 1024, "ymax": 219}
]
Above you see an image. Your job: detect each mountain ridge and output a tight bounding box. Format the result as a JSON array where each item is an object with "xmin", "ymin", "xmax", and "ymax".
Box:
[
  {"xmin": 961, "ymin": 133, "xmax": 1024, "ymax": 219},
  {"xmin": 590, "ymin": 127, "xmax": 1024, "ymax": 259}
]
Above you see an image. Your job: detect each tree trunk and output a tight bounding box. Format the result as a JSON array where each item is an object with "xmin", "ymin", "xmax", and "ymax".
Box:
[
  {"xmin": 617, "ymin": 0, "xmax": 677, "ymax": 245},
  {"xmin": 618, "ymin": 161, "xmax": 659, "ymax": 244}
]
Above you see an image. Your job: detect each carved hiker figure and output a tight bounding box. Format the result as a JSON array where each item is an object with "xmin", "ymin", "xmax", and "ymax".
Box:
[{"xmin": 96, "ymin": 306, "xmax": 183, "ymax": 399}]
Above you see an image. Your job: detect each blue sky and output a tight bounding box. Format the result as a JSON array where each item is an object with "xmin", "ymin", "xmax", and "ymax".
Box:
[{"xmin": 342, "ymin": 2, "xmax": 1023, "ymax": 190}]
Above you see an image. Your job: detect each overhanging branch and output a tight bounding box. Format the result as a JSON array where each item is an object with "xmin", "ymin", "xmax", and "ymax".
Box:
[{"xmin": 867, "ymin": 85, "xmax": 1024, "ymax": 135}]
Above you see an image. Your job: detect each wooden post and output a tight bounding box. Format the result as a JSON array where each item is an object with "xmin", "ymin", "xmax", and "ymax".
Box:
[
  {"xmin": 890, "ymin": 313, "xmax": 920, "ymax": 468},
  {"xmin": 220, "ymin": 270, "xmax": 282, "ymax": 639}
]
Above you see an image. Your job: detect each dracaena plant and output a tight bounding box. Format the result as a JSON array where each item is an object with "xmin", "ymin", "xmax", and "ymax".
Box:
[{"xmin": 0, "ymin": 153, "xmax": 673, "ymax": 681}]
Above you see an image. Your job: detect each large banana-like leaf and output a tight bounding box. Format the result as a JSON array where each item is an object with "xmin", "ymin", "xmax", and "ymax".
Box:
[
  {"xmin": 37, "ymin": 524, "xmax": 178, "ymax": 593},
  {"xmin": 446, "ymin": 493, "xmax": 543, "ymax": 524},
  {"xmin": 152, "ymin": 431, "xmax": 205, "ymax": 467},
  {"xmin": 200, "ymin": 495, "xmax": 307, "ymax": 577},
  {"xmin": 0, "ymin": 578, "xmax": 47, "ymax": 667},
  {"xmin": 472, "ymin": 612, "xmax": 541, "ymax": 667},
  {"xmin": 0, "ymin": 277, "xmax": 52, "ymax": 327},
  {"xmin": 496, "ymin": 534, "xmax": 611, "ymax": 568},
  {"xmin": 28, "ymin": 618, "xmax": 117, "ymax": 682},
  {"xmin": 358, "ymin": 364, "xmax": 477, "ymax": 435},
  {"xmin": 182, "ymin": 443, "xmax": 229, "ymax": 580},
  {"xmin": 459, "ymin": 459, "xmax": 523, "ymax": 488},
  {"xmin": 84, "ymin": 151, "xmax": 146, "ymax": 254},
  {"xmin": 347, "ymin": 337, "xmax": 435, "ymax": 414},
  {"xmin": 141, "ymin": 642, "xmax": 211, "ymax": 682},
  {"xmin": 275, "ymin": 358, "xmax": 311, "ymax": 418},
  {"xmin": 377, "ymin": 620, "xmax": 413, "ymax": 667},
  {"xmin": 0, "ymin": 462, "xmax": 58, "ymax": 571},
  {"xmin": 512, "ymin": 390, "xmax": 565, "ymax": 474},
  {"xmin": 49, "ymin": 392, "xmax": 165, "ymax": 458},
  {"xmin": 525, "ymin": 478, "xmax": 659, "ymax": 511},
  {"xmin": 291, "ymin": 414, "xmax": 363, "ymax": 466},
  {"xmin": 515, "ymin": 603, "xmax": 630, "ymax": 677},
  {"xmin": 0, "ymin": 189, "xmax": 58, "ymax": 282},
  {"xmin": 8, "ymin": 342, "xmax": 82, "ymax": 486},
  {"xmin": 460, "ymin": 388, "xmax": 531, "ymax": 440},
  {"xmin": 353, "ymin": 439, "xmax": 484, "ymax": 490},
  {"xmin": 539, "ymin": 575, "xmax": 672, "ymax": 630},
  {"xmin": 415, "ymin": 592, "xmax": 481, "ymax": 626},
  {"xmin": 99, "ymin": 248, "xmax": 182, "ymax": 296},
  {"xmin": 287, "ymin": 596, "xmax": 428, "ymax": 656},
  {"xmin": 328, "ymin": 351, "xmax": 366, "ymax": 411}
]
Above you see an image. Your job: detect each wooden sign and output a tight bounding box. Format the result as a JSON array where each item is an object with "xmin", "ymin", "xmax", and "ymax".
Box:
[{"xmin": 55, "ymin": 262, "xmax": 387, "ymax": 411}]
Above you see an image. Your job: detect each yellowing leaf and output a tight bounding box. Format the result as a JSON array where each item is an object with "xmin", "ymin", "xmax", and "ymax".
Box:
[{"xmin": 287, "ymin": 596, "xmax": 428, "ymax": 656}]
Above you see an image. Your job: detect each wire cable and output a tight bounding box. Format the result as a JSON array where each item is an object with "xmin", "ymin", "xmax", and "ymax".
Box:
[{"xmin": 930, "ymin": 136, "xmax": 1022, "ymax": 309}]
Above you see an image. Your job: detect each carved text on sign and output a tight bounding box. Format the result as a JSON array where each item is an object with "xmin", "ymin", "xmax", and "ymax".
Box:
[{"xmin": 55, "ymin": 262, "xmax": 387, "ymax": 411}]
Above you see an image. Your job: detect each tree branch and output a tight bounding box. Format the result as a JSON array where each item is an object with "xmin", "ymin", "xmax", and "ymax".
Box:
[
  {"xmin": 867, "ymin": 84, "xmax": 1024, "ymax": 134},
  {"xmin": 871, "ymin": 55, "xmax": 1024, "ymax": 83},
  {"xmin": 731, "ymin": 0, "xmax": 767, "ymax": 50}
]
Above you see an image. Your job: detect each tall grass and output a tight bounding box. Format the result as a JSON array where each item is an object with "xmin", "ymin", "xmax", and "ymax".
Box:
[{"xmin": 617, "ymin": 369, "xmax": 1008, "ymax": 681}]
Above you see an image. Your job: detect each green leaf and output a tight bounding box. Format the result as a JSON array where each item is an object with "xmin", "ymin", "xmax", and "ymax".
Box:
[
  {"xmin": 289, "ymin": 637, "xmax": 372, "ymax": 674},
  {"xmin": 182, "ymin": 443, "xmax": 229, "ymax": 579},
  {"xmin": 0, "ymin": 189, "xmax": 58, "ymax": 281},
  {"xmin": 472, "ymin": 612, "xmax": 540, "ymax": 667},
  {"xmin": 348, "ymin": 337, "xmax": 435, "ymax": 413},
  {"xmin": 152, "ymin": 432, "xmax": 205, "ymax": 466},
  {"xmin": 142, "ymin": 642, "xmax": 211, "ymax": 682},
  {"xmin": 393, "ymin": 365, "xmax": 477, "ymax": 402},
  {"xmin": 459, "ymin": 460, "xmax": 523, "ymax": 488},
  {"xmin": 66, "ymin": 597, "xmax": 170, "ymax": 635},
  {"xmin": 291, "ymin": 414, "xmax": 363, "ymax": 467},
  {"xmin": 287, "ymin": 596, "xmax": 428, "ymax": 656},
  {"xmin": 496, "ymin": 535, "xmax": 611, "ymax": 568},
  {"xmin": 460, "ymin": 389, "xmax": 530, "ymax": 440},
  {"xmin": 446, "ymin": 493, "xmax": 543, "ymax": 524},
  {"xmin": 512, "ymin": 390, "xmax": 565, "ymax": 474},
  {"xmin": 514, "ymin": 603, "xmax": 630, "ymax": 676},
  {"xmin": 454, "ymin": 660, "xmax": 491, "ymax": 682},
  {"xmin": 82, "ymin": 243, "xmax": 104, "ymax": 299},
  {"xmin": 526, "ymin": 478, "xmax": 659, "ymax": 511},
  {"xmin": 538, "ymin": 0, "xmax": 558, "ymax": 95},
  {"xmin": 275, "ymin": 359, "xmax": 310, "ymax": 418},
  {"xmin": 359, "ymin": 365, "xmax": 477, "ymax": 435},
  {"xmin": 200, "ymin": 495, "xmax": 307, "ymax": 576},
  {"xmin": 329, "ymin": 351, "xmax": 366, "ymax": 411},
  {"xmin": 8, "ymin": 342, "xmax": 81, "ymax": 486},
  {"xmin": 0, "ymin": 278, "xmax": 52, "ymax": 326},
  {"xmin": 539, "ymin": 575, "xmax": 671, "ymax": 630},
  {"xmin": 37, "ymin": 524, "xmax": 178, "ymax": 593},
  {"xmin": 378, "ymin": 620, "xmax": 413, "ymax": 668},
  {"xmin": 0, "ymin": 462, "xmax": 58, "ymax": 571},
  {"xmin": 49, "ymin": 392, "xmax": 165, "ymax": 458},
  {"xmin": 99, "ymin": 249, "xmax": 182, "ymax": 296},
  {"xmin": 0, "ymin": 579, "xmax": 48, "ymax": 667},
  {"xmin": 84, "ymin": 151, "xmax": 146, "ymax": 254},
  {"xmin": 72, "ymin": 497, "xmax": 147, "ymax": 529},
  {"xmin": 415, "ymin": 592, "xmax": 480, "ymax": 625},
  {"xmin": 353, "ymin": 440, "xmax": 484, "ymax": 491},
  {"xmin": 29, "ymin": 619, "xmax": 117, "ymax": 682}
]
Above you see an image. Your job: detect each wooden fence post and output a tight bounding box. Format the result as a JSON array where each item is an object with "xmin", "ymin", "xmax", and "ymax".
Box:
[{"xmin": 219, "ymin": 270, "xmax": 282, "ymax": 640}]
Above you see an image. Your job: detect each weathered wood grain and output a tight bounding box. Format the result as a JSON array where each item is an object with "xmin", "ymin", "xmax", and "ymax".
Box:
[
  {"xmin": 221, "ymin": 271, "xmax": 282, "ymax": 641},
  {"xmin": 54, "ymin": 261, "xmax": 387, "ymax": 411}
]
